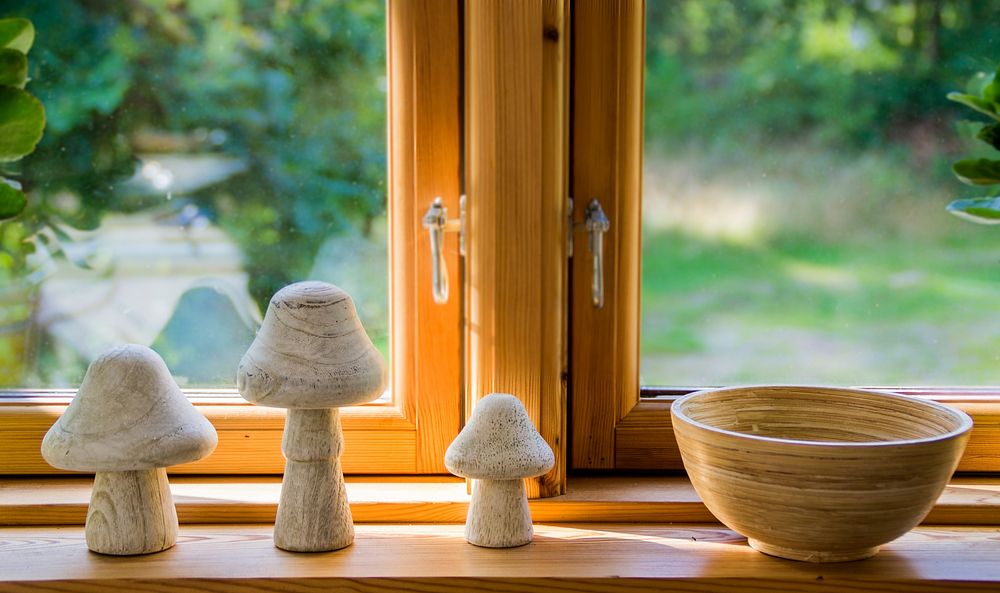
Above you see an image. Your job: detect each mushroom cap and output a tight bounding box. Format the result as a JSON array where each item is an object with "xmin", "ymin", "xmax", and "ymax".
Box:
[
  {"xmin": 444, "ymin": 393, "xmax": 555, "ymax": 480},
  {"xmin": 41, "ymin": 344, "xmax": 218, "ymax": 472},
  {"xmin": 236, "ymin": 281, "xmax": 387, "ymax": 409}
]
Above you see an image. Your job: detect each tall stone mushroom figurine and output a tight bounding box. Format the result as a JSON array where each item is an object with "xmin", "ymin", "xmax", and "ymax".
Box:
[
  {"xmin": 237, "ymin": 281, "xmax": 386, "ymax": 552},
  {"xmin": 445, "ymin": 393, "xmax": 555, "ymax": 548},
  {"xmin": 41, "ymin": 344, "xmax": 218, "ymax": 555}
]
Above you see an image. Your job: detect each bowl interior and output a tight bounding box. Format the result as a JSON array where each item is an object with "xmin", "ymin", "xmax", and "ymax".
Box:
[{"xmin": 674, "ymin": 386, "xmax": 970, "ymax": 444}]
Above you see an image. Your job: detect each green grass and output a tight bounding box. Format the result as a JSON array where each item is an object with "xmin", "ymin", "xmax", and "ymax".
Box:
[{"xmin": 640, "ymin": 142, "xmax": 1000, "ymax": 386}]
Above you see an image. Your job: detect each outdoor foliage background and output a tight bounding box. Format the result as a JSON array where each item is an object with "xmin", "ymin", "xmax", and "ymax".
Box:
[
  {"xmin": 640, "ymin": 0, "xmax": 1000, "ymax": 385},
  {"xmin": 4, "ymin": 0, "xmax": 386, "ymax": 303},
  {"xmin": 0, "ymin": 0, "xmax": 388, "ymax": 385},
  {"xmin": 1, "ymin": 0, "xmax": 999, "ymax": 386}
]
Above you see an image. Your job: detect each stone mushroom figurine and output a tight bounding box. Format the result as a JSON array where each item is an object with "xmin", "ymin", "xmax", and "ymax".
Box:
[
  {"xmin": 445, "ymin": 393, "xmax": 555, "ymax": 548},
  {"xmin": 237, "ymin": 281, "xmax": 386, "ymax": 552},
  {"xmin": 41, "ymin": 344, "xmax": 218, "ymax": 556}
]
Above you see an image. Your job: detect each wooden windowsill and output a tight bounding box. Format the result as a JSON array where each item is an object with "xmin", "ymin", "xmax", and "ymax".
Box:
[
  {"xmin": 3, "ymin": 523, "xmax": 1000, "ymax": 591},
  {"xmin": 3, "ymin": 475, "xmax": 1000, "ymax": 526},
  {"xmin": 3, "ymin": 476, "xmax": 1000, "ymax": 591}
]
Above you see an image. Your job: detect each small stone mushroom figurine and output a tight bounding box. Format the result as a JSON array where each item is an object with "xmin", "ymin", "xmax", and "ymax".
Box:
[
  {"xmin": 41, "ymin": 344, "xmax": 218, "ymax": 555},
  {"xmin": 237, "ymin": 281, "xmax": 386, "ymax": 552},
  {"xmin": 445, "ymin": 393, "xmax": 555, "ymax": 548}
]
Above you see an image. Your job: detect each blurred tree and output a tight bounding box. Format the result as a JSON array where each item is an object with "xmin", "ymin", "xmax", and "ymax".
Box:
[
  {"xmin": 0, "ymin": 0, "xmax": 386, "ymax": 307},
  {"xmin": 645, "ymin": 0, "xmax": 1000, "ymax": 149}
]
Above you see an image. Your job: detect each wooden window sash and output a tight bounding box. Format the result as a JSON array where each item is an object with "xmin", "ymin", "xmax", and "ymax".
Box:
[
  {"xmin": 569, "ymin": 0, "xmax": 644, "ymax": 470},
  {"xmin": 568, "ymin": 0, "xmax": 1000, "ymax": 474},
  {"xmin": 0, "ymin": 0, "xmax": 463, "ymax": 477},
  {"xmin": 462, "ymin": 0, "xmax": 571, "ymax": 497}
]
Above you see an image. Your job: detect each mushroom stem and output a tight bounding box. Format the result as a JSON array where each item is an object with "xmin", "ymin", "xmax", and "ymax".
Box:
[
  {"xmin": 86, "ymin": 468, "xmax": 178, "ymax": 555},
  {"xmin": 275, "ymin": 408, "xmax": 353, "ymax": 552},
  {"xmin": 466, "ymin": 478, "xmax": 533, "ymax": 548}
]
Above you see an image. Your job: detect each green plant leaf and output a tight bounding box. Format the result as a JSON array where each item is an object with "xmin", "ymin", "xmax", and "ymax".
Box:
[
  {"xmin": 0, "ymin": 19, "xmax": 33, "ymax": 54},
  {"xmin": 0, "ymin": 178, "xmax": 26, "ymax": 219},
  {"xmin": 0, "ymin": 48, "xmax": 27, "ymax": 88},
  {"xmin": 984, "ymin": 65, "xmax": 1000, "ymax": 107},
  {"xmin": 0, "ymin": 85, "xmax": 44, "ymax": 162},
  {"xmin": 978, "ymin": 123, "xmax": 1000, "ymax": 151},
  {"xmin": 948, "ymin": 92, "xmax": 1000, "ymax": 121},
  {"xmin": 947, "ymin": 196, "xmax": 1000, "ymax": 224},
  {"xmin": 952, "ymin": 158, "xmax": 1000, "ymax": 185}
]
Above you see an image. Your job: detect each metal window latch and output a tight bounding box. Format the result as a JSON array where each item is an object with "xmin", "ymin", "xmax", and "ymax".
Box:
[
  {"xmin": 569, "ymin": 198, "xmax": 611, "ymax": 308},
  {"xmin": 422, "ymin": 195, "xmax": 465, "ymax": 304}
]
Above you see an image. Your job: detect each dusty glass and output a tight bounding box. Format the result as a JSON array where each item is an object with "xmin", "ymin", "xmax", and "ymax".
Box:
[{"xmin": 0, "ymin": 1, "xmax": 388, "ymax": 389}]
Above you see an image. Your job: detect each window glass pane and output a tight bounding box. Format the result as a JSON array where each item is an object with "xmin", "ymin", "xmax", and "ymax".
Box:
[
  {"xmin": 642, "ymin": 1, "xmax": 1000, "ymax": 386},
  {"xmin": 0, "ymin": 1, "xmax": 388, "ymax": 389}
]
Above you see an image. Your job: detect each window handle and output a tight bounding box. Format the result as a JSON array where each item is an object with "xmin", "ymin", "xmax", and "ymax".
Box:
[
  {"xmin": 421, "ymin": 196, "xmax": 464, "ymax": 304},
  {"xmin": 570, "ymin": 198, "xmax": 611, "ymax": 308}
]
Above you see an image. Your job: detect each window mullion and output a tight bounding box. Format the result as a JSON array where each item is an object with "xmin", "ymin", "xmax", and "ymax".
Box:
[
  {"xmin": 569, "ymin": 0, "xmax": 645, "ymax": 470},
  {"xmin": 463, "ymin": 0, "xmax": 570, "ymax": 497}
]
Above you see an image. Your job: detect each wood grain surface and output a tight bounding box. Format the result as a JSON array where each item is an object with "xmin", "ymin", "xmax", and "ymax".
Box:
[
  {"xmin": 615, "ymin": 397, "xmax": 1000, "ymax": 472},
  {"xmin": 84, "ymin": 469, "xmax": 177, "ymax": 556},
  {"xmin": 6, "ymin": 394, "xmax": 999, "ymax": 474},
  {"xmin": 4, "ymin": 476, "xmax": 999, "ymax": 527},
  {"xmin": 1, "ymin": 425, "xmax": 417, "ymax": 475},
  {"xmin": 272, "ymin": 408, "xmax": 353, "ymax": 552},
  {"xmin": 386, "ymin": 0, "xmax": 462, "ymax": 474},
  {"xmin": 0, "ymin": 0, "xmax": 465, "ymax": 480},
  {"xmin": 1, "ymin": 523, "xmax": 999, "ymax": 592},
  {"xmin": 40, "ymin": 345, "xmax": 217, "ymax": 474},
  {"xmin": 570, "ymin": 0, "xmax": 645, "ymax": 470},
  {"xmin": 464, "ymin": 478, "xmax": 534, "ymax": 548},
  {"xmin": 672, "ymin": 387, "xmax": 973, "ymax": 562},
  {"xmin": 540, "ymin": 0, "xmax": 571, "ymax": 501},
  {"xmin": 463, "ymin": 0, "xmax": 569, "ymax": 499}
]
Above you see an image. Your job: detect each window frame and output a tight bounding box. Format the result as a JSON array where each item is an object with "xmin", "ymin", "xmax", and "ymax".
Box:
[
  {"xmin": 0, "ymin": 0, "xmax": 463, "ymax": 476},
  {"xmin": 461, "ymin": 0, "xmax": 570, "ymax": 498},
  {"xmin": 567, "ymin": 0, "xmax": 1000, "ymax": 474},
  {"xmin": 5, "ymin": 0, "xmax": 999, "ymax": 483}
]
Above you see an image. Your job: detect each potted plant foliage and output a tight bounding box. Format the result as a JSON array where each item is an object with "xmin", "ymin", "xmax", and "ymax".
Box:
[
  {"xmin": 946, "ymin": 64, "xmax": 1000, "ymax": 222},
  {"xmin": 0, "ymin": 17, "xmax": 45, "ymax": 384}
]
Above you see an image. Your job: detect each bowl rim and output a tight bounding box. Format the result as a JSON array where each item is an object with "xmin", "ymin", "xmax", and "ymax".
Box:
[{"xmin": 670, "ymin": 384, "xmax": 974, "ymax": 448}]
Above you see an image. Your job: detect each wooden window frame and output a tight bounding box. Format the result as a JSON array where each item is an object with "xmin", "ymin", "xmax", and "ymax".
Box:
[
  {"xmin": 568, "ymin": 0, "xmax": 1000, "ymax": 474},
  {"xmin": 5, "ymin": 0, "xmax": 999, "ymax": 485},
  {"xmin": 0, "ymin": 0, "xmax": 462, "ymax": 477},
  {"xmin": 462, "ymin": 0, "xmax": 570, "ymax": 498},
  {"xmin": 3, "ymin": 7, "xmax": 1000, "ymax": 590}
]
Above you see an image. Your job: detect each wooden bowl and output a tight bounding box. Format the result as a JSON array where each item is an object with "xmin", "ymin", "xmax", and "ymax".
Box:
[{"xmin": 671, "ymin": 386, "xmax": 972, "ymax": 562}]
